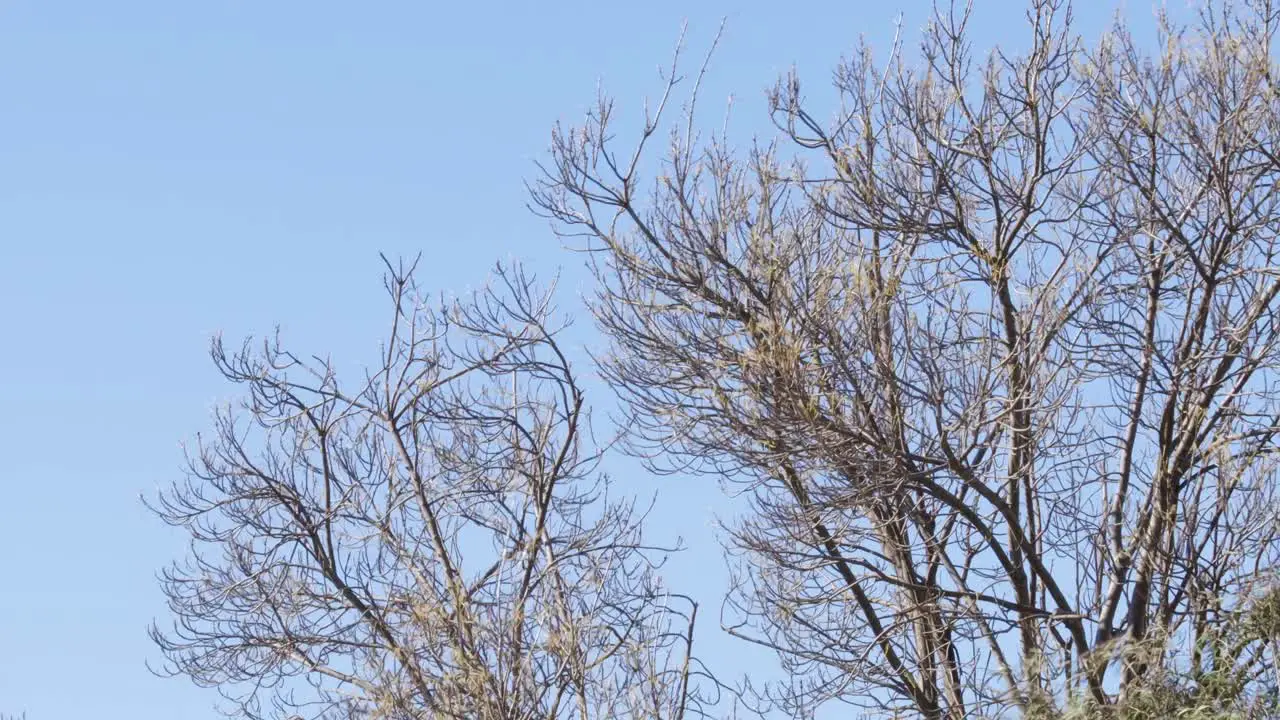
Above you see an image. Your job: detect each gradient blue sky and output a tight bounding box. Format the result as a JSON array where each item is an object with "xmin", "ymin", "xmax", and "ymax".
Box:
[{"xmin": 0, "ymin": 2, "xmax": 1148, "ymax": 718}]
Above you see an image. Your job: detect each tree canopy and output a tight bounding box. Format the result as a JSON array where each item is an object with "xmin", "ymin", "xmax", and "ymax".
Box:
[{"xmin": 156, "ymin": 2, "xmax": 1280, "ymax": 717}]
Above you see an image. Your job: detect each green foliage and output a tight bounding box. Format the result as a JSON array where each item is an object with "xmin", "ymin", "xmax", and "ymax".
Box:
[{"xmin": 1025, "ymin": 590, "xmax": 1280, "ymax": 720}]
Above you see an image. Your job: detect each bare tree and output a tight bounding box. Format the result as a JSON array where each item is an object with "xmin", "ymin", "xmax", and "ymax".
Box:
[
  {"xmin": 150, "ymin": 259, "xmax": 713, "ymax": 720},
  {"xmin": 532, "ymin": 1, "xmax": 1280, "ymax": 716}
]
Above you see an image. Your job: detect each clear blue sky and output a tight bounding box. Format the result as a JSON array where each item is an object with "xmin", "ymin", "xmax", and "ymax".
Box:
[{"xmin": 0, "ymin": 2, "xmax": 1138, "ymax": 718}]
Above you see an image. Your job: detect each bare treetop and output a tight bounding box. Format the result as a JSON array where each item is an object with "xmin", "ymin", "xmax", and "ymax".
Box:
[
  {"xmin": 150, "ymin": 259, "xmax": 713, "ymax": 719},
  {"xmin": 533, "ymin": 0, "xmax": 1280, "ymax": 717}
]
